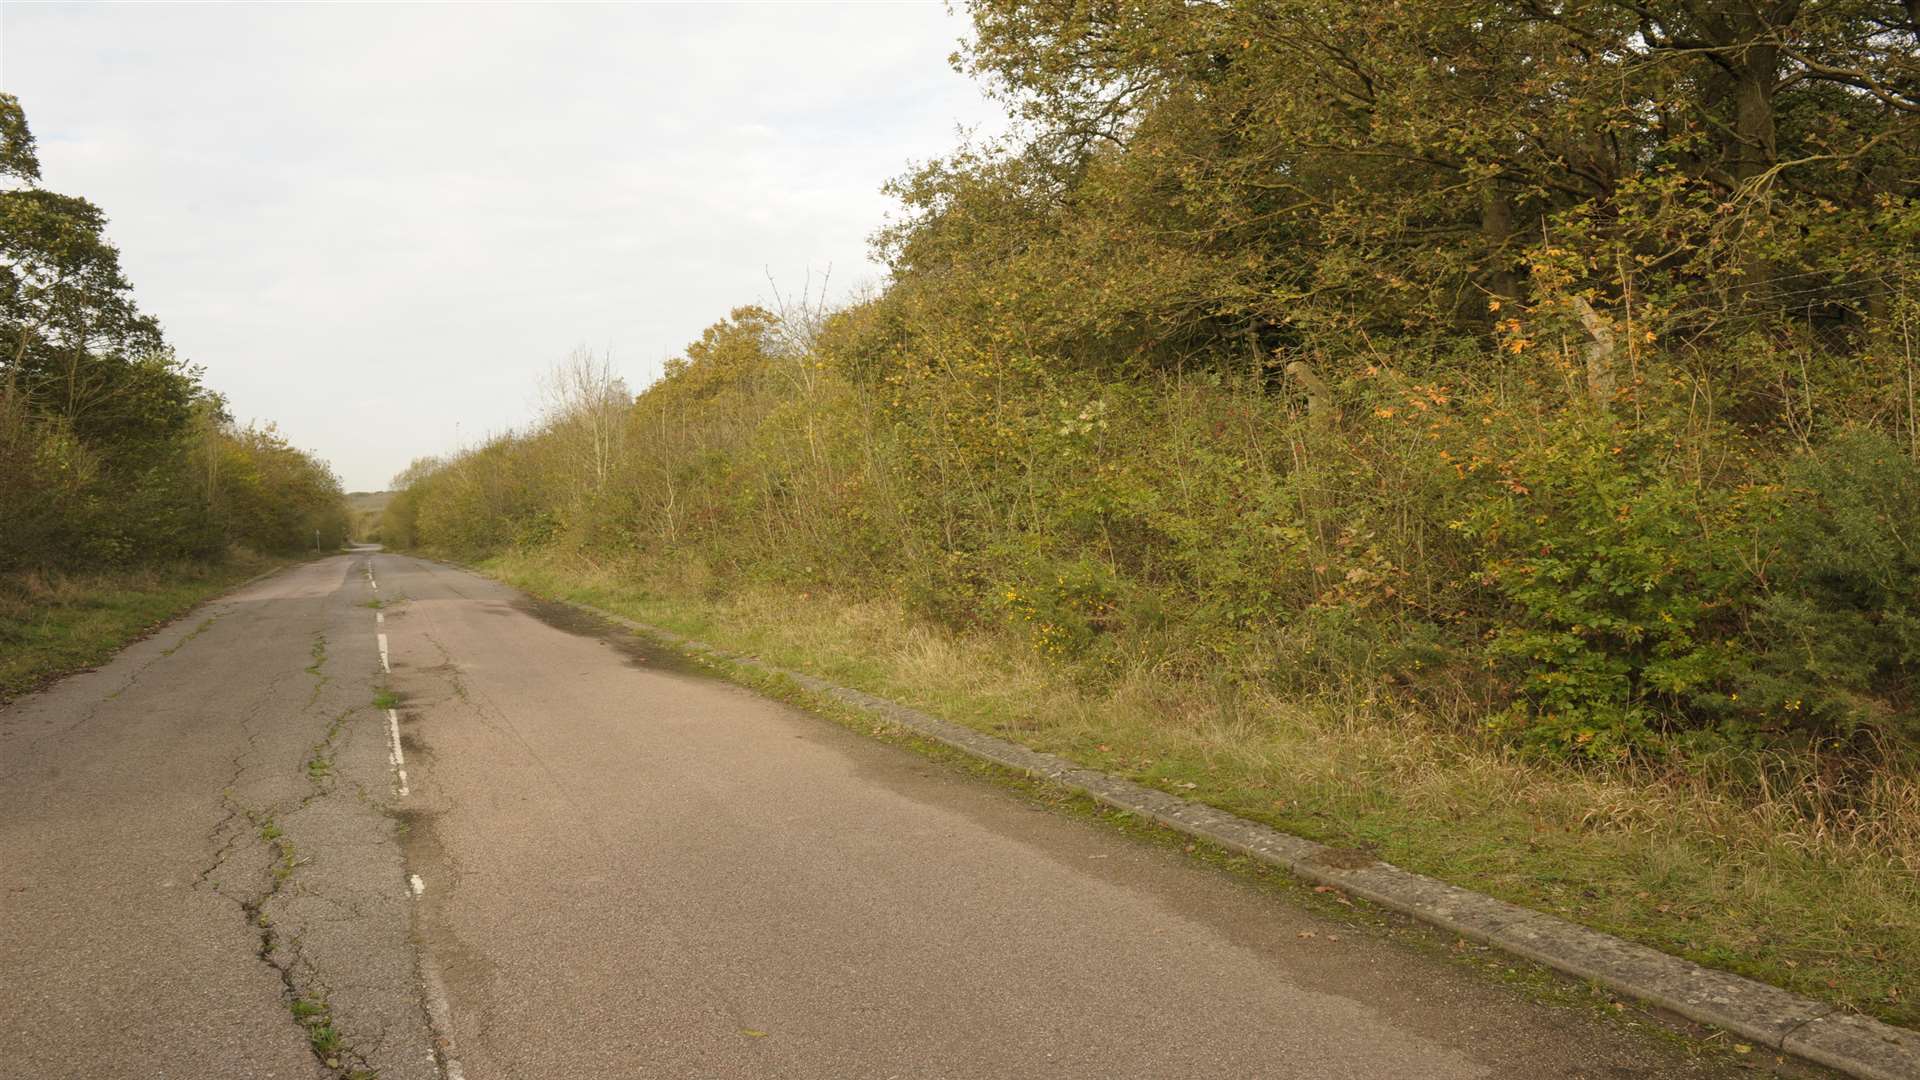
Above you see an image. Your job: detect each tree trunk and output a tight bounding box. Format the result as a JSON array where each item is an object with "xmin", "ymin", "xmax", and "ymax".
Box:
[
  {"xmin": 1572, "ymin": 296, "xmax": 1617, "ymax": 411},
  {"xmin": 1481, "ymin": 184, "xmax": 1520, "ymax": 303},
  {"xmin": 1286, "ymin": 360, "xmax": 1334, "ymax": 428}
]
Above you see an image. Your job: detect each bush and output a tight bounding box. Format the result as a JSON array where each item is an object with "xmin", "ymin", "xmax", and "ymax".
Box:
[
  {"xmin": 1738, "ymin": 430, "xmax": 1920, "ymax": 744},
  {"xmin": 1463, "ymin": 418, "xmax": 1749, "ymax": 759},
  {"xmin": 388, "ymin": 302, "xmax": 1920, "ymax": 772}
]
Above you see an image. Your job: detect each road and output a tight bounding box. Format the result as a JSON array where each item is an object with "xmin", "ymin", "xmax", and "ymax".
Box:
[{"xmin": 2, "ymin": 552, "xmax": 1769, "ymax": 1078}]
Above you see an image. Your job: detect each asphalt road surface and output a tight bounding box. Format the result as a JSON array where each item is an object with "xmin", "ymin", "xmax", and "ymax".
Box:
[{"xmin": 2, "ymin": 552, "xmax": 1776, "ymax": 1079}]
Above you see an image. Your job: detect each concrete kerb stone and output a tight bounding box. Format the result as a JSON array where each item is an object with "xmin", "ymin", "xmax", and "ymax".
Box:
[{"xmin": 566, "ymin": 596, "xmax": 1920, "ymax": 1080}]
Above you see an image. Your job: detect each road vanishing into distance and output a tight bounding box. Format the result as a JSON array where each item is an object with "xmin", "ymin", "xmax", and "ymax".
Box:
[{"xmin": 2, "ymin": 551, "xmax": 1776, "ymax": 1079}]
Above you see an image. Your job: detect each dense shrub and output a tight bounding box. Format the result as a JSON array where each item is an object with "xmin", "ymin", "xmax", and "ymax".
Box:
[
  {"xmin": 1462, "ymin": 420, "xmax": 1749, "ymax": 758},
  {"xmin": 1739, "ymin": 431, "xmax": 1920, "ymax": 743},
  {"xmin": 389, "ymin": 308, "xmax": 1920, "ymax": 767},
  {"xmin": 1, "ymin": 380, "xmax": 350, "ymax": 571},
  {"xmin": 385, "ymin": 0, "xmax": 1920, "ymax": 766}
]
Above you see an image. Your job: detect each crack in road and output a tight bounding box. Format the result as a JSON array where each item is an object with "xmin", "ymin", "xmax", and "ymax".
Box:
[
  {"xmin": 195, "ymin": 661, "xmax": 310, "ymax": 889},
  {"xmin": 33, "ymin": 607, "xmax": 235, "ymax": 741},
  {"xmin": 6, "ymin": 555, "xmax": 442, "ymax": 1078},
  {"xmin": 196, "ymin": 602, "xmax": 392, "ymax": 1079}
]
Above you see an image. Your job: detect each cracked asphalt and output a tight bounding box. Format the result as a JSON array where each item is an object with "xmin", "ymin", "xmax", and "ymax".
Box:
[
  {"xmin": 2, "ymin": 552, "xmax": 1786, "ymax": 1078},
  {"xmin": 2, "ymin": 554, "xmax": 432, "ymax": 1079}
]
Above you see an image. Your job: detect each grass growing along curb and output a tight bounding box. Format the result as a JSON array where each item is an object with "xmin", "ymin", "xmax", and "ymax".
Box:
[
  {"xmin": 0, "ymin": 553, "xmax": 286, "ymax": 703},
  {"xmin": 480, "ymin": 548, "xmax": 1919, "ymax": 1033}
]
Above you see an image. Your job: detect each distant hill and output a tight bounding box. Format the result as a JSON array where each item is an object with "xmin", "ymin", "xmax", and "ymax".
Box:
[{"xmin": 344, "ymin": 491, "xmax": 393, "ymax": 542}]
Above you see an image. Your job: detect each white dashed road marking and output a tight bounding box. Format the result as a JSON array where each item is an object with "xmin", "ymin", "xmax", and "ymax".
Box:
[
  {"xmin": 386, "ymin": 708, "xmax": 409, "ymax": 797},
  {"xmin": 364, "ymin": 556, "xmax": 462, "ymax": 1078}
]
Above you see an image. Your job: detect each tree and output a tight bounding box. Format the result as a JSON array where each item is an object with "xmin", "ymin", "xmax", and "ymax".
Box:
[
  {"xmin": 0, "ymin": 92, "xmax": 40, "ymax": 184},
  {"xmin": 538, "ymin": 348, "xmax": 630, "ymax": 507},
  {"xmin": 0, "ymin": 95, "xmax": 347, "ymax": 570},
  {"xmin": 0, "ymin": 93, "xmax": 177, "ymax": 452},
  {"xmin": 940, "ymin": 0, "xmax": 1919, "ymax": 366}
]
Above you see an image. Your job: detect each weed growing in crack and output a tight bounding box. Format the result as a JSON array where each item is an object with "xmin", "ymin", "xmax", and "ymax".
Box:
[
  {"xmin": 250, "ymin": 816, "xmax": 298, "ymax": 886},
  {"xmin": 159, "ymin": 616, "xmax": 218, "ymax": 659},
  {"xmin": 213, "ymin": 713, "xmax": 375, "ymax": 1078},
  {"xmin": 305, "ymin": 632, "xmax": 332, "ymax": 705},
  {"xmin": 371, "ymin": 690, "xmax": 399, "ymax": 710},
  {"xmin": 288, "ymin": 995, "xmax": 374, "ymax": 1076},
  {"xmin": 271, "ymin": 842, "xmax": 296, "ymax": 885},
  {"xmin": 301, "ymin": 707, "xmax": 353, "ymax": 791}
]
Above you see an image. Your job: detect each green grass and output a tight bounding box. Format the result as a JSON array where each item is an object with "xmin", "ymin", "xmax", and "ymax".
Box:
[
  {"xmin": 0, "ymin": 554, "xmax": 283, "ymax": 702},
  {"xmin": 482, "ymin": 547, "xmax": 1920, "ymax": 1032},
  {"xmin": 371, "ymin": 690, "xmax": 400, "ymax": 710},
  {"xmin": 289, "ymin": 995, "xmax": 364, "ymax": 1074}
]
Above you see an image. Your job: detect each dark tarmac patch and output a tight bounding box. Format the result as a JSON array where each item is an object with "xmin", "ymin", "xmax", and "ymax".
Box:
[
  {"xmin": 392, "ymin": 806, "xmax": 444, "ymax": 868},
  {"xmin": 510, "ymin": 594, "xmax": 712, "ymax": 679}
]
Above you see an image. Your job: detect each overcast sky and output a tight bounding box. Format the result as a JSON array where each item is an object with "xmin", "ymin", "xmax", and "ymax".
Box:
[{"xmin": 0, "ymin": 2, "xmax": 999, "ymax": 490}]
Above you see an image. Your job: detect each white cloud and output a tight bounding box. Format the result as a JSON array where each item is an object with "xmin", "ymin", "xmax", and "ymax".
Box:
[{"xmin": 0, "ymin": 2, "xmax": 999, "ymax": 489}]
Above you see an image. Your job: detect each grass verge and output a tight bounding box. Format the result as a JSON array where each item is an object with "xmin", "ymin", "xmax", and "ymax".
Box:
[
  {"xmin": 482, "ymin": 547, "xmax": 1918, "ymax": 1032},
  {"xmin": 0, "ymin": 552, "xmax": 284, "ymax": 702}
]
